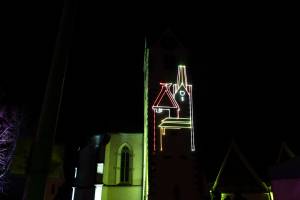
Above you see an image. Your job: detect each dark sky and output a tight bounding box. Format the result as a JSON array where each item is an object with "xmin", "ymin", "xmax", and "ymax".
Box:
[{"xmin": 2, "ymin": 1, "xmax": 299, "ymax": 180}]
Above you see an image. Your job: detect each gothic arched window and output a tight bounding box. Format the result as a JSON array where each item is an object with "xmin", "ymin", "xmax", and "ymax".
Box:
[{"xmin": 120, "ymin": 146, "xmax": 130, "ymax": 184}]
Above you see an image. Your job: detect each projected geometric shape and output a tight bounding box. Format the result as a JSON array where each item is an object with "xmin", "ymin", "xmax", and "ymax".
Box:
[{"xmin": 152, "ymin": 65, "xmax": 195, "ymax": 152}]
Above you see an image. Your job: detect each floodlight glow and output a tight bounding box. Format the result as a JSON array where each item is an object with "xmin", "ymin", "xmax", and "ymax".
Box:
[
  {"xmin": 74, "ymin": 167, "xmax": 77, "ymax": 178},
  {"xmin": 152, "ymin": 65, "xmax": 196, "ymax": 152},
  {"xmin": 270, "ymin": 192, "xmax": 274, "ymax": 200},
  {"xmin": 97, "ymin": 163, "xmax": 104, "ymax": 174},
  {"xmin": 71, "ymin": 187, "xmax": 75, "ymax": 200},
  {"xmin": 94, "ymin": 184, "xmax": 103, "ymax": 200}
]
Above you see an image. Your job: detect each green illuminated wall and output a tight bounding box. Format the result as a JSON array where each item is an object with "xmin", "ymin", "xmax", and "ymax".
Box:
[{"xmin": 102, "ymin": 133, "xmax": 143, "ymax": 200}]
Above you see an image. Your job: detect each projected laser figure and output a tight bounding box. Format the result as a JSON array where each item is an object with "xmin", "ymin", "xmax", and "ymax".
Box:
[{"xmin": 152, "ymin": 65, "xmax": 195, "ymax": 152}]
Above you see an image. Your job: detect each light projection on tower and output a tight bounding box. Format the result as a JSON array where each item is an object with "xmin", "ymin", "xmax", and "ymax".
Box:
[{"xmin": 152, "ymin": 65, "xmax": 195, "ymax": 152}]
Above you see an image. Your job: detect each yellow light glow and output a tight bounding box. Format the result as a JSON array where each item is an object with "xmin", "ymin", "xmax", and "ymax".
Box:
[{"xmin": 94, "ymin": 184, "xmax": 103, "ymax": 200}]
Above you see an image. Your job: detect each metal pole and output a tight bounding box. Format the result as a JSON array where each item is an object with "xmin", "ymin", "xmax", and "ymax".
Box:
[{"xmin": 22, "ymin": 0, "xmax": 77, "ymax": 199}]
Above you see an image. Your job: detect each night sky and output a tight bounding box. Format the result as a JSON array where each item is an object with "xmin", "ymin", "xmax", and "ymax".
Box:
[{"xmin": 2, "ymin": 1, "xmax": 299, "ymax": 180}]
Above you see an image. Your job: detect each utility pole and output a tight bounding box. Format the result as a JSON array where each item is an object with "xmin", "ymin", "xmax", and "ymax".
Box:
[
  {"xmin": 142, "ymin": 39, "xmax": 149, "ymax": 200},
  {"xmin": 23, "ymin": 0, "xmax": 77, "ymax": 199}
]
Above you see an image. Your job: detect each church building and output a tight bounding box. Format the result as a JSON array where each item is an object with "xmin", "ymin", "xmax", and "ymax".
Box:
[
  {"xmin": 71, "ymin": 30, "xmax": 208, "ymax": 200},
  {"xmin": 71, "ymin": 133, "xmax": 143, "ymax": 200}
]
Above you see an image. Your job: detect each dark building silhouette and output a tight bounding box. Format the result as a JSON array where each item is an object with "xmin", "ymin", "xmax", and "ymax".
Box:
[{"xmin": 211, "ymin": 140, "xmax": 272, "ymax": 200}]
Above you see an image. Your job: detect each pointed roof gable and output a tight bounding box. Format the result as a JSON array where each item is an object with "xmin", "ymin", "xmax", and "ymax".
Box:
[
  {"xmin": 271, "ymin": 156, "xmax": 300, "ymax": 179},
  {"xmin": 151, "ymin": 28, "xmax": 185, "ymax": 49},
  {"xmin": 175, "ymin": 83, "xmax": 190, "ymax": 96},
  {"xmin": 277, "ymin": 142, "xmax": 296, "ymax": 164},
  {"xmin": 174, "ymin": 65, "xmax": 191, "ymax": 94},
  {"xmin": 152, "ymin": 83, "xmax": 179, "ymax": 109},
  {"xmin": 212, "ymin": 140, "xmax": 269, "ymax": 193}
]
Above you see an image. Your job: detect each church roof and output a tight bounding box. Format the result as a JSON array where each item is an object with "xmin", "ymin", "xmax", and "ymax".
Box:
[
  {"xmin": 150, "ymin": 28, "xmax": 186, "ymax": 49},
  {"xmin": 276, "ymin": 141, "xmax": 296, "ymax": 164},
  {"xmin": 212, "ymin": 140, "xmax": 269, "ymax": 193}
]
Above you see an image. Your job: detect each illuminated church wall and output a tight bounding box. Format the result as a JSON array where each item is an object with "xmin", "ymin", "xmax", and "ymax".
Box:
[
  {"xmin": 71, "ymin": 133, "xmax": 143, "ymax": 200},
  {"xmin": 102, "ymin": 133, "xmax": 143, "ymax": 200}
]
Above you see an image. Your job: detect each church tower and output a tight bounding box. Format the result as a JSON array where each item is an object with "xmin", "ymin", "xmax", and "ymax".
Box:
[{"xmin": 145, "ymin": 30, "xmax": 209, "ymax": 200}]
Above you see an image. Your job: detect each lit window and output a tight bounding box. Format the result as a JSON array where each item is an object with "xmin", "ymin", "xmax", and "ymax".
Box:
[{"xmin": 97, "ymin": 163, "xmax": 104, "ymax": 174}]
